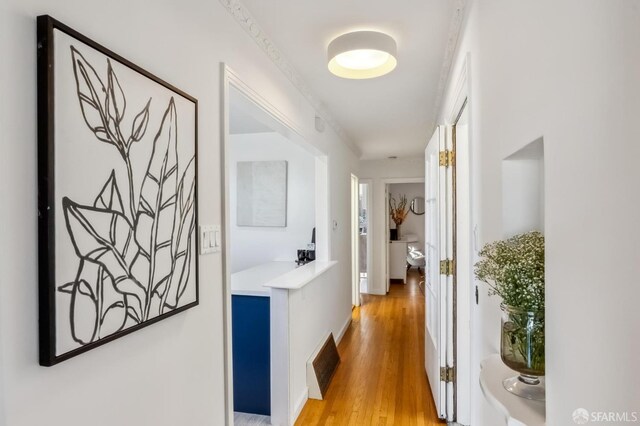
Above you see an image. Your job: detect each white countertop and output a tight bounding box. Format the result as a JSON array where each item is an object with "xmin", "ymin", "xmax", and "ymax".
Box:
[
  {"xmin": 480, "ymin": 354, "xmax": 546, "ymax": 426},
  {"xmin": 231, "ymin": 261, "xmax": 298, "ymax": 297},
  {"xmin": 263, "ymin": 260, "xmax": 338, "ymax": 290},
  {"xmin": 231, "ymin": 260, "xmax": 338, "ymax": 296}
]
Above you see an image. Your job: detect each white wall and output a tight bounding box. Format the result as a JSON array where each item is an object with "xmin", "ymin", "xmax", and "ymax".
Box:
[
  {"xmin": 439, "ymin": 1, "xmax": 640, "ymax": 424},
  {"xmin": 229, "ymin": 132, "xmax": 315, "ymax": 273},
  {"xmin": 0, "ymin": 1, "xmax": 358, "ymax": 425},
  {"xmin": 358, "ymin": 159, "xmax": 424, "ymax": 294},
  {"xmin": 389, "ymin": 182, "xmax": 426, "ymax": 249}
]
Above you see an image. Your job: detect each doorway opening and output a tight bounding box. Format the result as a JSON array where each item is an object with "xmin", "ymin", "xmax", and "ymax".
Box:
[
  {"xmin": 221, "ymin": 65, "xmax": 330, "ymax": 426},
  {"xmin": 351, "ymin": 177, "xmax": 373, "ymax": 306},
  {"xmin": 358, "ymin": 180, "xmax": 372, "ymax": 295},
  {"xmin": 382, "ymin": 178, "xmax": 425, "ymax": 293}
]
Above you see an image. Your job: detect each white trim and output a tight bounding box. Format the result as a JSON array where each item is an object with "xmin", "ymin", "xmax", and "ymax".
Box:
[
  {"xmin": 448, "ymin": 54, "xmax": 473, "ymax": 425},
  {"xmin": 292, "ymin": 388, "xmax": 309, "ymax": 424},
  {"xmin": 218, "ymin": 0, "xmax": 362, "ymax": 158},
  {"xmin": 270, "ymin": 289, "xmax": 290, "ymax": 426},
  {"xmin": 357, "ymin": 178, "xmax": 373, "ymax": 295},
  {"xmin": 350, "ymin": 174, "xmax": 360, "ymax": 307},
  {"xmin": 220, "ymin": 63, "xmax": 234, "ymax": 426},
  {"xmin": 443, "ymin": 125, "xmax": 455, "ymax": 422},
  {"xmin": 381, "ymin": 177, "xmax": 425, "ymax": 185},
  {"xmin": 335, "ymin": 315, "xmax": 353, "ymax": 345},
  {"xmin": 315, "ymin": 156, "xmax": 331, "ymax": 262},
  {"xmin": 224, "ymin": 66, "xmax": 308, "ymax": 149},
  {"xmin": 431, "ymin": 0, "xmax": 470, "ymax": 132},
  {"xmin": 447, "ymin": 54, "xmax": 470, "ymax": 124}
]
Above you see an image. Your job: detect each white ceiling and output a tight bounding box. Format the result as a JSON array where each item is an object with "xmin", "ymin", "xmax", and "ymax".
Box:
[{"xmin": 239, "ymin": 0, "xmax": 459, "ymax": 159}]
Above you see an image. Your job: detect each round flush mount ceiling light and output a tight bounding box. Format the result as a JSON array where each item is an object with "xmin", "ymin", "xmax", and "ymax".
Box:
[{"xmin": 328, "ymin": 31, "xmax": 397, "ymax": 79}]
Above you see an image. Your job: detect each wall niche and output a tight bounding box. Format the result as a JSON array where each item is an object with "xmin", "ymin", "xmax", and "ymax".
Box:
[{"xmin": 502, "ymin": 137, "xmax": 545, "ymax": 237}]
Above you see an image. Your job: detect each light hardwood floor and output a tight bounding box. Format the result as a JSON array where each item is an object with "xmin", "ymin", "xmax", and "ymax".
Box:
[{"xmin": 295, "ymin": 271, "xmax": 444, "ymax": 426}]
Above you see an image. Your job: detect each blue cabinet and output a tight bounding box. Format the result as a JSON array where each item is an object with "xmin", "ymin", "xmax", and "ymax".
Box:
[{"xmin": 232, "ymin": 295, "xmax": 271, "ymax": 415}]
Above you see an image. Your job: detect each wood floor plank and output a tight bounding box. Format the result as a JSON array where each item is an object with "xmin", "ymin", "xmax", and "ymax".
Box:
[{"xmin": 295, "ymin": 272, "xmax": 445, "ymax": 426}]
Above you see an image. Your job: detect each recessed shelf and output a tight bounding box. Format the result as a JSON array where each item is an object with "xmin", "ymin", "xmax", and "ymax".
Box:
[
  {"xmin": 480, "ymin": 355, "xmax": 546, "ymax": 426},
  {"xmin": 502, "ymin": 137, "xmax": 545, "ymax": 238}
]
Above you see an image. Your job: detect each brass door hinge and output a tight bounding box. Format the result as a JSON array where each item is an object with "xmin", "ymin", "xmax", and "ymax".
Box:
[
  {"xmin": 440, "ymin": 366, "xmax": 456, "ymax": 383},
  {"xmin": 440, "ymin": 259, "xmax": 455, "ymax": 276},
  {"xmin": 439, "ymin": 150, "xmax": 455, "ymax": 167}
]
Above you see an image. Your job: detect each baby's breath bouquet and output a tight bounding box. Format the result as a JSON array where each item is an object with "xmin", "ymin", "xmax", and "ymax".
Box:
[
  {"xmin": 475, "ymin": 231, "xmax": 546, "ymax": 399},
  {"xmin": 475, "ymin": 231, "xmax": 545, "ymax": 311}
]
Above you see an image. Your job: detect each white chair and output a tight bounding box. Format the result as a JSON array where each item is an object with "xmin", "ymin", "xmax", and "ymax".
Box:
[{"xmin": 407, "ymin": 243, "xmax": 426, "ymax": 273}]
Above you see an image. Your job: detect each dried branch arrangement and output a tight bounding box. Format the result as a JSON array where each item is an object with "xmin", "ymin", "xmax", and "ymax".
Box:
[{"xmin": 389, "ymin": 194, "xmax": 409, "ymax": 226}]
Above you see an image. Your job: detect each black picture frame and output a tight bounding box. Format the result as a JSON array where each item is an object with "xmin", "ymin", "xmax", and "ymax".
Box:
[{"xmin": 37, "ymin": 15, "xmax": 199, "ymax": 366}]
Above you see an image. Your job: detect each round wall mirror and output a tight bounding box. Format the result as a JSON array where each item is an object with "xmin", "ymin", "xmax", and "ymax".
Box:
[{"xmin": 410, "ymin": 197, "xmax": 425, "ymax": 215}]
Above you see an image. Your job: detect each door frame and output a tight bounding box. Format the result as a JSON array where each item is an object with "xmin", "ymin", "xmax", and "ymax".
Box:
[
  {"xmin": 350, "ymin": 174, "xmax": 360, "ymax": 307},
  {"xmin": 358, "ymin": 179, "xmax": 373, "ymax": 294},
  {"xmin": 220, "ymin": 64, "xmax": 304, "ymax": 426},
  {"xmin": 444, "ymin": 53, "xmax": 473, "ymax": 425},
  {"xmin": 220, "ymin": 63, "xmax": 330, "ymax": 425},
  {"xmin": 381, "ymin": 177, "xmax": 425, "ymax": 294},
  {"xmin": 426, "ymin": 53, "xmax": 473, "ymax": 424}
]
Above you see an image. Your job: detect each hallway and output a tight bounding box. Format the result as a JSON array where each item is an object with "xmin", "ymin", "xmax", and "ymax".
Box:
[{"xmin": 295, "ymin": 273, "xmax": 444, "ymax": 425}]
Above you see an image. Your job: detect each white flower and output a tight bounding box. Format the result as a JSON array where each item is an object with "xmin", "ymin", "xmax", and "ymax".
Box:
[{"xmin": 475, "ymin": 231, "xmax": 545, "ymax": 311}]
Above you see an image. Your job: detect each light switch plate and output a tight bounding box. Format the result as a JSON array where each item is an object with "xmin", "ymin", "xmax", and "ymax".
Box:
[{"xmin": 200, "ymin": 225, "xmax": 221, "ymax": 255}]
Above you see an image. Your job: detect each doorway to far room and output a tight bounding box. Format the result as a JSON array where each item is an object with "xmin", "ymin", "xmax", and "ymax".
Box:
[
  {"xmin": 357, "ymin": 180, "xmax": 371, "ymax": 297},
  {"xmin": 387, "ymin": 181, "xmax": 426, "ymax": 293}
]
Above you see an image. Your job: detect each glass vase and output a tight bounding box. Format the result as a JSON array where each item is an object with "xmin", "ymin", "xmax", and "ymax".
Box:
[{"xmin": 500, "ymin": 304, "xmax": 545, "ymax": 401}]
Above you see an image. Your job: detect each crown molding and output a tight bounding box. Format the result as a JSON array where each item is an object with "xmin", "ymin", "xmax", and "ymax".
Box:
[
  {"xmin": 432, "ymin": 0, "xmax": 469, "ymax": 128},
  {"xmin": 219, "ymin": 0, "xmax": 362, "ymax": 158}
]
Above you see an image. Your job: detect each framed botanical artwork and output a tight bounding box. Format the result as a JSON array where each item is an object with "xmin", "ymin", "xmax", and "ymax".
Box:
[{"xmin": 37, "ymin": 15, "xmax": 199, "ymax": 366}]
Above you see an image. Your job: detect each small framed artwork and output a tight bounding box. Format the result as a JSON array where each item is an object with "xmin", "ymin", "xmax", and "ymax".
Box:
[{"xmin": 37, "ymin": 15, "xmax": 199, "ymax": 366}]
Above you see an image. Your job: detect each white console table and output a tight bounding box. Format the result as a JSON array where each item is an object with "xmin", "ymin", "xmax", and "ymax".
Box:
[{"xmin": 389, "ymin": 237, "xmax": 418, "ymax": 283}]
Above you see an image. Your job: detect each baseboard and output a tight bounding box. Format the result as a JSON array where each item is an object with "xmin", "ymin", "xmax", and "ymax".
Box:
[
  {"xmin": 366, "ymin": 288, "xmax": 386, "ymax": 296},
  {"xmin": 335, "ymin": 315, "xmax": 352, "ymax": 345},
  {"xmin": 291, "ymin": 387, "xmax": 309, "ymax": 425}
]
